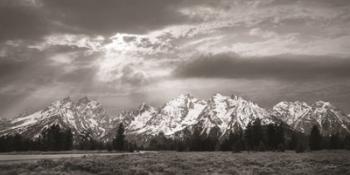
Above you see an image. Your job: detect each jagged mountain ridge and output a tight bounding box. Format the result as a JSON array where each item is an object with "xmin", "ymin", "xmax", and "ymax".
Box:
[
  {"xmin": 272, "ymin": 101, "xmax": 350, "ymax": 135},
  {"xmin": 0, "ymin": 97, "xmax": 111, "ymax": 140},
  {"xmin": 113, "ymin": 93, "xmax": 272, "ymax": 138},
  {"xmin": 1, "ymin": 94, "xmax": 350, "ymax": 142}
]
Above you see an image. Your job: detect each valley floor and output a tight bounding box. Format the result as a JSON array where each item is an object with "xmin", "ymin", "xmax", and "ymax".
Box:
[
  {"xmin": 0, "ymin": 151, "xmax": 349, "ymax": 175},
  {"xmin": 0, "ymin": 152, "xmax": 143, "ymax": 162}
]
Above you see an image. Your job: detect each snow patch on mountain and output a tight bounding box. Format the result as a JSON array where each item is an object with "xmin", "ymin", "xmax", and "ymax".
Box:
[
  {"xmin": 2, "ymin": 93, "xmax": 350, "ymax": 141},
  {"xmin": 200, "ymin": 93, "xmax": 270, "ymax": 135},
  {"xmin": 273, "ymin": 101, "xmax": 312, "ymax": 126},
  {"xmin": 1, "ymin": 97, "xmax": 110, "ymax": 139},
  {"xmin": 121, "ymin": 93, "xmax": 271, "ymax": 137},
  {"xmin": 129, "ymin": 94, "xmax": 207, "ymax": 135},
  {"xmin": 272, "ymin": 100, "xmax": 350, "ymax": 135}
]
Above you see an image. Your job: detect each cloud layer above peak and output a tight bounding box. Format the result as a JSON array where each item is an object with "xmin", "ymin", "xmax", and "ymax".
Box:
[{"xmin": 1, "ymin": 0, "xmax": 350, "ymax": 117}]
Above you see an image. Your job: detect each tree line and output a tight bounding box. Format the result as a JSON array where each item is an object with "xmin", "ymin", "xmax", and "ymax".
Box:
[
  {"xmin": 146, "ymin": 118, "xmax": 350, "ymax": 153},
  {"xmin": 0, "ymin": 124, "xmax": 73, "ymax": 152},
  {"xmin": 1, "ymin": 119, "xmax": 350, "ymax": 152},
  {"xmin": 0, "ymin": 123, "xmax": 135, "ymax": 152}
]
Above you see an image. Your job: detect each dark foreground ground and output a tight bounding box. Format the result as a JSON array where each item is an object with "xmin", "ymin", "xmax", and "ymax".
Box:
[{"xmin": 0, "ymin": 151, "xmax": 349, "ymax": 175}]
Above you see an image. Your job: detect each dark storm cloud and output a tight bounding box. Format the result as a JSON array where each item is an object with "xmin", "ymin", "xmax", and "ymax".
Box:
[
  {"xmin": 0, "ymin": 54, "xmax": 55, "ymax": 117},
  {"xmin": 0, "ymin": 46, "xmax": 50, "ymax": 85},
  {"xmin": 0, "ymin": 59, "xmax": 27, "ymax": 79},
  {"xmin": 0, "ymin": 0, "xmax": 192, "ymax": 42},
  {"xmin": 0, "ymin": 44, "xmax": 98, "ymax": 94},
  {"xmin": 0, "ymin": 1, "xmax": 49, "ymax": 41},
  {"xmin": 44, "ymin": 45, "xmax": 89, "ymax": 53},
  {"xmin": 0, "ymin": 44, "xmax": 100, "ymax": 117},
  {"xmin": 1, "ymin": 0, "xmax": 350, "ymax": 117},
  {"xmin": 58, "ymin": 67, "xmax": 96, "ymax": 83},
  {"xmin": 40, "ymin": 0, "xmax": 189, "ymax": 35},
  {"xmin": 174, "ymin": 54, "xmax": 350, "ymax": 81}
]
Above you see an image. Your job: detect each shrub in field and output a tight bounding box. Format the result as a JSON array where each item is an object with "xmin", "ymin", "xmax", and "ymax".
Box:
[
  {"xmin": 37, "ymin": 159, "xmax": 57, "ymax": 169},
  {"xmin": 2, "ymin": 152, "xmax": 350, "ymax": 175},
  {"xmin": 98, "ymin": 170, "xmax": 114, "ymax": 175}
]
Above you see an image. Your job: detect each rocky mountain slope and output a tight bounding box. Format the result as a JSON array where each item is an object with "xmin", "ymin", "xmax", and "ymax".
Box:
[
  {"xmin": 114, "ymin": 93, "xmax": 272, "ymax": 137},
  {"xmin": 1, "ymin": 94, "xmax": 350, "ymax": 142},
  {"xmin": 0, "ymin": 97, "xmax": 111, "ymax": 140},
  {"xmin": 272, "ymin": 101, "xmax": 350, "ymax": 135}
]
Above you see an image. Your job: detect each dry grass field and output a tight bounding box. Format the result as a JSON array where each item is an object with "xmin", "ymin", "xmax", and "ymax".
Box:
[{"xmin": 0, "ymin": 151, "xmax": 350, "ymax": 175}]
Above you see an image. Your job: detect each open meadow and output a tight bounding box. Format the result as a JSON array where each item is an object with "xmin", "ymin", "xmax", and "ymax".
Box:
[{"xmin": 0, "ymin": 151, "xmax": 350, "ymax": 175}]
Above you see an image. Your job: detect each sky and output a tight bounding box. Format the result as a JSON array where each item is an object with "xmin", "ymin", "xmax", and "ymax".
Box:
[{"xmin": 1, "ymin": 0, "xmax": 350, "ymax": 118}]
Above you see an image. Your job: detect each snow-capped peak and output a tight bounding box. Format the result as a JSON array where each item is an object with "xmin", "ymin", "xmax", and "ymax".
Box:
[
  {"xmin": 77, "ymin": 96, "xmax": 92, "ymax": 104},
  {"xmin": 204, "ymin": 94, "xmax": 270, "ymax": 134},
  {"xmin": 134, "ymin": 94, "xmax": 203, "ymax": 135},
  {"xmin": 1, "ymin": 96, "xmax": 110, "ymax": 140},
  {"xmin": 164, "ymin": 93, "xmax": 194, "ymax": 107},
  {"xmin": 213, "ymin": 93, "xmax": 227, "ymax": 99},
  {"xmin": 273, "ymin": 100, "xmax": 350, "ymax": 135},
  {"xmin": 272, "ymin": 101, "xmax": 312, "ymax": 132},
  {"xmin": 117, "ymin": 103, "xmax": 158, "ymax": 134},
  {"xmin": 138, "ymin": 103, "xmax": 152, "ymax": 112},
  {"xmin": 314, "ymin": 100, "xmax": 335, "ymax": 110},
  {"xmin": 118, "ymin": 93, "xmax": 272, "ymax": 137},
  {"xmin": 49, "ymin": 96, "xmax": 73, "ymax": 109},
  {"xmin": 2, "ymin": 94, "xmax": 350, "ymax": 143}
]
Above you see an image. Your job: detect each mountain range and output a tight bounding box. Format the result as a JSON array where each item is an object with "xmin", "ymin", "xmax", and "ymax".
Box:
[{"xmin": 1, "ymin": 93, "xmax": 350, "ymax": 142}]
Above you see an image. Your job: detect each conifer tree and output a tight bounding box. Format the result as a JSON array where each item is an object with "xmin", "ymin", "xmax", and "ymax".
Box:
[
  {"xmin": 190, "ymin": 126, "xmax": 203, "ymax": 151},
  {"xmin": 295, "ymin": 141, "xmax": 306, "ymax": 153},
  {"xmin": 113, "ymin": 123, "xmax": 125, "ymax": 151},
  {"xmin": 203, "ymin": 133, "xmax": 218, "ymax": 151},
  {"xmin": 0, "ymin": 136, "xmax": 5, "ymax": 152},
  {"xmin": 276, "ymin": 123, "xmax": 285, "ymax": 152},
  {"xmin": 149, "ymin": 132, "xmax": 170, "ymax": 150},
  {"xmin": 13, "ymin": 134, "xmax": 25, "ymax": 151},
  {"xmin": 309, "ymin": 125, "xmax": 322, "ymax": 151},
  {"xmin": 77, "ymin": 129, "xmax": 95, "ymax": 150},
  {"xmin": 232, "ymin": 128, "xmax": 245, "ymax": 152},
  {"xmin": 252, "ymin": 118, "xmax": 263, "ymax": 150},
  {"xmin": 62, "ymin": 128, "xmax": 73, "ymax": 150},
  {"xmin": 289, "ymin": 132, "xmax": 298, "ymax": 150},
  {"xmin": 41, "ymin": 124, "xmax": 63, "ymax": 151},
  {"xmin": 329, "ymin": 133, "xmax": 339, "ymax": 150},
  {"xmin": 232, "ymin": 139, "xmax": 243, "ymax": 153},
  {"xmin": 266, "ymin": 124, "xmax": 277, "ymax": 150},
  {"xmin": 344, "ymin": 135, "xmax": 350, "ymax": 150},
  {"xmin": 244, "ymin": 122, "xmax": 254, "ymax": 151},
  {"xmin": 220, "ymin": 131, "xmax": 235, "ymax": 151},
  {"xmin": 258, "ymin": 141, "xmax": 266, "ymax": 151},
  {"xmin": 175, "ymin": 139, "xmax": 186, "ymax": 152}
]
